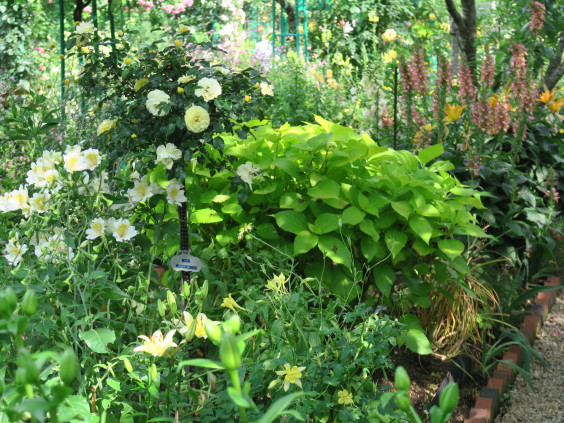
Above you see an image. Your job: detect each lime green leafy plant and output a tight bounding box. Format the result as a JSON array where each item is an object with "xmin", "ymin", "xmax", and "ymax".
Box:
[{"xmin": 176, "ymin": 116, "xmax": 487, "ymax": 307}]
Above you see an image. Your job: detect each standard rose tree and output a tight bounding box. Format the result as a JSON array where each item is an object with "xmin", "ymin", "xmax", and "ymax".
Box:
[{"xmin": 71, "ymin": 23, "xmax": 273, "ymax": 273}]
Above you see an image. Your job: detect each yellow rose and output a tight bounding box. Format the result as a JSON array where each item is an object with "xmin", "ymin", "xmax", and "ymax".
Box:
[
  {"xmin": 184, "ymin": 106, "xmax": 210, "ymax": 133},
  {"xmin": 382, "ymin": 29, "xmax": 397, "ymax": 42}
]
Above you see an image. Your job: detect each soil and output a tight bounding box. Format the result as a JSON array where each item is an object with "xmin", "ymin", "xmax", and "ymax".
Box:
[{"xmin": 375, "ymin": 347, "xmax": 486, "ymax": 422}]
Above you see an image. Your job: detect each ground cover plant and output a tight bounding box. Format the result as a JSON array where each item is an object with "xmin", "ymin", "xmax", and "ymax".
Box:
[{"xmin": 1, "ymin": 0, "xmax": 563, "ymax": 422}]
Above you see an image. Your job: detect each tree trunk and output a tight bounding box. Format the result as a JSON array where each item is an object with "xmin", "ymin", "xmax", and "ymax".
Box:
[
  {"xmin": 542, "ymin": 31, "xmax": 564, "ymax": 91},
  {"xmin": 450, "ymin": 16, "xmax": 460, "ymax": 76},
  {"xmin": 73, "ymin": 0, "xmax": 92, "ymax": 23},
  {"xmin": 275, "ymin": 0, "xmax": 296, "ymax": 35},
  {"xmin": 444, "ymin": 0, "xmax": 477, "ymax": 80}
]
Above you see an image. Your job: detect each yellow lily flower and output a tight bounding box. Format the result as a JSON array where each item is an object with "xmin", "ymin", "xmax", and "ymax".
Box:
[
  {"xmin": 443, "ymin": 103, "xmax": 466, "ymax": 123},
  {"xmin": 537, "ymin": 89, "xmax": 556, "ymax": 104},
  {"xmin": 221, "ymin": 294, "xmax": 249, "ymax": 314},
  {"xmin": 134, "ymin": 329, "xmax": 177, "ymax": 357},
  {"xmin": 549, "ymin": 98, "xmax": 563, "ymax": 113}
]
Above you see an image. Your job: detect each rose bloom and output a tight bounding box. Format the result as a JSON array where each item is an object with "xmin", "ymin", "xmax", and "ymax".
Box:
[
  {"xmin": 260, "ymin": 81, "xmax": 274, "ymax": 96},
  {"xmin": 146, "ymin": 89, "xmax": 170, "ymax": 116},
  {"xmin": 382, "ymin": 28, "xmax": 397, "ymax": 42},
  {"xmin": 166, "ymin": 178, "xmax": 187, "ymax": 205},
  {"xmin": 97, "ymin": 118, "xmax": 117, "ymax": 136},
  {"xmin": 156, "ymin": 143, "xmax": 182, "ymax": 169},
  {"xmin": 184, "ymin": 105, "xmax": 210, "ymax": 133},
  {"xmin": 194, "ymin": 78, "xmax": 222, "ymax": 102},
  {"xmin": 178, "ymin": 75, "xmax": 195, "ymax": 84},
  {"xmin": 75, "ymin": 21, "xmax": 95, "ymax": 34}
]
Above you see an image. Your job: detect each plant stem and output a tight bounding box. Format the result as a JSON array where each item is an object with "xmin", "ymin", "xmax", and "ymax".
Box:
[{"xmin": 228, "ymin": 369, "xmax": 249, "ymax": 423}]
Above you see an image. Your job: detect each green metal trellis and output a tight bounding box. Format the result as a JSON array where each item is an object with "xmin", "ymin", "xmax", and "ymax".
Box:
[{"xmin": 271, "ymin": 0, "xmax": 309, "ymax": 60}]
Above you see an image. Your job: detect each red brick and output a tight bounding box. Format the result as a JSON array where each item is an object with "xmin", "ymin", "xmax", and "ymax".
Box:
[
  {"xmin": 464, "ymin": 419, "xmax": 487, "ymax": 423},
  {"xmin": 469, "ymin": 408, "xmax": 490, "ymax": 423},
  {"xmin": 502, "ymin": 352, "xmax": 519, "ymax": 366},
  {"xmin": 536, "ymin": 291, "xmax": 551, "ymax": 307},
  {"xmin": 523, "ymin": 314, "xmax": 541, "ymax": 335},
  {"xmin": 546, "ymin": 275, "xmax": 561, "ymax": 286},
  {"xmin": 493, "ymin": 368, "xmax": 513, "ymax": 385},
  {"xmin": 508, "ymin": 344, "xmax": 523, "ymax": 365},
  {"xmin": 520, "ymin": 327, "xmax": 534, "ymax": 344},
  {"xmin": 475, "ymin": 398, "xmax": 494, "ymax": 421},
  {"xmin": 487, "ymin": 378, "xmax": 505, "ymax": 395}
]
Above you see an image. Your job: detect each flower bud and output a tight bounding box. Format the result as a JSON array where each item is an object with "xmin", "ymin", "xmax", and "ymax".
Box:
[
  {"xmin": 150, "ymin": 363, "xmax": 157, "ymax": 382},
  {"xmin": 185, "ymin": 318, "xmax": 197, "ymax": 341},
  {"xmin": 223, "ymin": 315, "xmax": 241, "ymax": 334},
  {"xmin": 219, "ymin": 332, "xmax": 241, "ymax": 370},
  {"xmin": 439, "ymin": 383, "xmax": 459, "ymax": 413},
  {"xmin": 167, "ymin": 291, "xmax": 177, "ymax": 315},
  {"xmin": 182, "ymin": 281, "xmax": 190, "ymax": 298},
  {"xmin": 123, "ymin": 357, "xmax": 133, "ymax": 373},
  {"xmin": 395, "ymin": 391, "xmax": 411, "ymax": 412},
  {"xmin": 204, "ymin": 320, "xmax": 221, "ymax": 344},
  {"xmin": 394, "ymin": 366, "xmax": 410, "ymax": 391},
  {"xmin": 59, "ymin": 349, "xmax": 78, "ymax": 385},
  {"xmin": 21, "ymin": 290, "xmax": 38, "ymax": 316},
  {"xmin": 157, "ymin": 299, "xmax": 166, "ymax": 318}
]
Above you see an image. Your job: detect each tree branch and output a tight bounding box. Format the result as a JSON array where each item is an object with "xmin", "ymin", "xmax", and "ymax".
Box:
[{"xmin": 444, "ymin": 0, "xmax": 464, "ymax": 29}]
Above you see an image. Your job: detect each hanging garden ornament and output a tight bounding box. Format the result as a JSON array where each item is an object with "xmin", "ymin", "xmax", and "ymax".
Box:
[{"xmin": 170, "ymin": 250, "xmax": 202, "ymax": 273}]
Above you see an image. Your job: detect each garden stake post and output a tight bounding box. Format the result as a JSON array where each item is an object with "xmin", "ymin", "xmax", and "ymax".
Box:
[
  {"xmin": 393, "ymin": 64, "xmax": 398, "ymax": 150},
  {"xmin": 177, "ymin": 203, "xmax": 191, "ymax": 284},
  {"xmin": 59, "ymin": 0, "xmax": 65, "ymax": 121}
]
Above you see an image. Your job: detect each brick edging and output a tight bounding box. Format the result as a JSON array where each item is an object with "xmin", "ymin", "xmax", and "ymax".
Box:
[{"xmin": 464, "ymin": 271, "xmax": 563, "ymax": 423}]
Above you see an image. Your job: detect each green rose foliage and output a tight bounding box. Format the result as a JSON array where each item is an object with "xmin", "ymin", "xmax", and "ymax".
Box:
[
  {"xmin": 71, "ymin": 27, "xmax": 273, "ymax": 172},
  {"xmin": 176, "ymin": 116, "xmax": 487, "ymax": 305}
]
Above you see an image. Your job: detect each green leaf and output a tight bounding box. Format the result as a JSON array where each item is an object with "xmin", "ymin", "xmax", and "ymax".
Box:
[
  {"xmin": 257, "ymin": 392, "xmax": 307, "ymax": 423},
  {"xmin": 79, "ymin": 329, "xmax": 115, "ymax": 354},
  {"xmin": 177, "ymin": 359, "xmax": 224, "ymax": 370},
  {"xmin": 391, "ymin": 201, "xmax": 412, "ymax": 220},
  {"xmin": 227, "ymin": 387, "xmax": 252, "ymax": 408},
  {"xmin": 256, "ymin": 223, "xmax": 279, "ymax": 239},
  {"xmin": 191, "ymin": 208, "xmax": 223, "ymax": 223},
  {"xmin": 280, "ymin": 192, "xmax": 308, "ymax": 212},
  {"xmin": 307, "ymin": 179, "xmax": 341, "ymax": 199},
  {"xmin": 341, "ymin": 206, "xmax": 365, "ymax": 225},
  {"xmin": 418, "ymin": 143, "xmax": 443, "ymax": 165},
  {"xmin": 318, "ymin": 236, "xmax": 352, "ymax": 269},
  {"xmin": 292, "ymin": 132, "xmax": 332, "ymax": 151},
  {"xmin": 312, "ymin": 213, "xmax": 340, "ymax": 234},
  {"xmin": 361, "ymin": 237, "xmax": 382, "ymax": 261},
  {"xmin": 405, "ymin": 329, "xmax": 433, "ymax": 354},
  {"xmin": 373, "ymin": 264, "xmax": 395, "ymax": 298},
  {"xmin": 384, "ymin": 230, "xmax": 408, "ymax": 259},
  {"xmin": 409, "ymin": 216, "xmax": 433, "ymax": 244},
  {"xmin": 274, "ymin": 210, "xmax": 308, "ymax": 234},
  {"xmin": 412, "ymin": 239, "xmax": 435, "ymax": 256},
  {"xmin": 437, "ymin": 239, "xmax": 465, "ymax": 261},
  {"xmin": 294, "ymin": 231, "xmax": 318, "ymax": 255},
  {"xmin": 57, "ymin": 395, "xmax": 90, "ymax": 422},
  {"xmin": 359, "ymin": 219, "xmax": 380, "ymax": 242}
]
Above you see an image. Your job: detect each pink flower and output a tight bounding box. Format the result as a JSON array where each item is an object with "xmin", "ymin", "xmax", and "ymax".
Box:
[
  {"xmin": 530, "ymin": 1, "xmax": 546, "ymax": 32},
  {"xmin": 39, "ymin": 65, "xmax": 45, "ymax": 71},
  {"xmin": 84, "ymin": 5, "xmax": 92, "ymax": 13},
  {"xmin": 35, "ymin": 46, "xmax": 45, "ymax": 54}
]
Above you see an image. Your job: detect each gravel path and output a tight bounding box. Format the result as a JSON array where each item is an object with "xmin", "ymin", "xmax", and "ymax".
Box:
[{"xmin": 495, "ymin": 292, "xmax": 564, "ymax": 423}]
